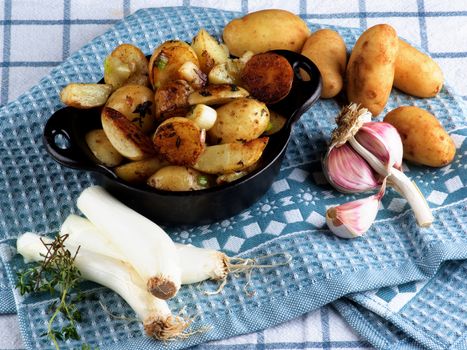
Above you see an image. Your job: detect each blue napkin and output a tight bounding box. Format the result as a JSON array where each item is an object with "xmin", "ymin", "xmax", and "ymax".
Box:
[{"xmin": 0, "ymin": 7, "xmax": 465, "ymax": 349}]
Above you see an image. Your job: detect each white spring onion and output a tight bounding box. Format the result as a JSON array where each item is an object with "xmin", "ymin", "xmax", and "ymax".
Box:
[
  {"xmin": 16, "ymin": 232, "xmax": 189, "ymax": 340},
  {"xmin": 61, "ymin": 214, "xmax": 229, "ymax": 284},
  {"xmin": 76, "ymin": 186, "xmax": 181, "ymax": 300}
]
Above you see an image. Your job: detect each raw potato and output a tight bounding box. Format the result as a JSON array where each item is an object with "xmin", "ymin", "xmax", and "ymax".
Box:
[
  {"xmin": 209, "ymin": 98, "xmax": 269, "ymax": 144},
  {"xmin": 147, "ymin": 166, "xmax": 208, "ymax": 191},
  {"xmin": 193, "ymin": 137, "xmax": 269, "ymax": 174},
  {"xmin": 153, "ymin": 117, "xmax": 205, "ymax": 166},
  {"xmin": 240, "ymin": 52, "xmax": 294, "ymax": 104},
  {"xmin": 301, "ymin": 29, "xmax": 347, "ymax": 98},
  {"xmin": 384, "ymin": 106, "xmax": 456, "ymax": 167},
  {"xmin": 188, "ymin": 84, "xmax": 249, "ymax": 105},
  {"xmin": 60, "ymin": 83, "xmax": 113, "ymax": 109},
  {"xmin": 115, "ymin": 157, "xmax": 169, "ymax": 183},
  {"xmin": 101, "ymin": 107, "xmax": 155, "ymax": 161},
  {"xmin": 105, "ymin": 85, "xmax": 155, "ymax": 134},
  {"xmin": 223, "ymin": 9, "xmax": 310, "ymax": 57},
  {"xmin": 85, "ymin": 129, "xmax": 124, "ymax": 167},
  {"xmin": 154, "ymin": 80, "xmax": 193, "ymax": 122},
  {"xmin": 346, "ymin": 24, "xmax": 399, "ymax": 116},
  {"xmin": 104, "ymin": 44, "xmax": 149, "ymax": 89},
  {"xmin": 191, "ymin": 29, "xmax": 229, "ymax": 74},
  {"xmin": 149, "ymin": 40, "xmax": 199, "ymax": 89},
  {"xmin": 394, "ymin": 39, "xmax": 444, "ymax": 98}
]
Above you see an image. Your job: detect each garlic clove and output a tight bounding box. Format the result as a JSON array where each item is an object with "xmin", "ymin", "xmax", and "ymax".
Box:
[
  {"xmin": 356, "ymin": 122, "xmax": 403, "ymax": 170},
  {"xmin": 323, "ymin": 143, "xmax": 381, "ymax": 193},
  {"xmin": 326, "ymin": 183, "xmax": 385, "ymax": 239}
]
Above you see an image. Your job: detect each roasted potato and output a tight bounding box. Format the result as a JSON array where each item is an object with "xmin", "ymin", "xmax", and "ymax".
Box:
[
  {"xmin": 384, "ymin": 106, "xmax": 455, "ymax": 167},
  {"xmin": 208, "ymin": 51, "xmax": 253, "ymax": 85},
  {"xmin": 188, "ymin": 84, "xmax": 249, "ymax": 105},
  {"xmin": 186, "ymin": 104, "xmax": 217, "ymax": 130},
  {"xmin": 178, "ymin": 61, "xmax": 207, "ymax": 89},
  {"xmin": 148, "ymin": 40, "xmax": 199, "ymax": 89},
  {"xmin": 209, "ymin": 98, "xmax": 269, "ymax": 144},
  {"xmin": 191, "ymin": 29, "xmax": 229, "ymax": 74},
  {"xmin": 85, "ymin": 129, "xmax": 124, "ymax": 167},
  {"xmin": 105, "ymin": 85, "xmax": 155, "ymax": 134},
  {"xmin": 346, "ymin": 24, "xmax": 399, "ymax": 116},
  {"xmin": 101, "ymin": 107, "xmax": 155, "ymax": 161},
  {"xmin": 394, "ymin": 39, "xmax": 444, "ymax": 98},
  {"xmin": 114, "ymin": 157, "xmax": 169, "ymax": 183},
  {"xmin": 263, "ymin": 111, "xmax": 287, "ymax": 136},
  {"xmin": 147, "ymin": 166, "xmax": 210, "ymax": 191},
  {"xmin": 154, "ymin": 80, "xmax": 193, "ymax": 122},
  {"xmin": 301, "ymin": 29, "xmax": 347, "ymax": 98},
  {"xmin": 104, "ymin": 44, "xmax": 149, "ymax": 89},
  {"xmin": 223, "ymin": 9, "xmax": 310, "ymax": 57},
  {"xmin": 193, "ymin": 137, "xmax": 268, "ymax": 174},
  {"xmin": 216, "ymin": 162, "xmax": 260, "ymax": 185},
  {"xmin": 60, "ymin": 83, "xmax": 113, "ymax": 109},
  {"xmin": 152, "ymin": 117, "xmax": 205, "ymax": 166},
  {"xmin": 240, "ymin": 52, "xmax": 294, "ymax": 104}
]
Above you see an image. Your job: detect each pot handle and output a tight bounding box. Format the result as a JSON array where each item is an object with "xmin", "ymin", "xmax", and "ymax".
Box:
[{"xmin": 42, "ymin": 107, "xmax": 111, "ymax": 175}]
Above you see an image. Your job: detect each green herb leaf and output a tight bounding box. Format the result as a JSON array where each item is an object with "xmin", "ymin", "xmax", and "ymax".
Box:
[
  {"xmin": 155, "ymin": 53, "xmax": 168, "ymax": 70},
  {"xmin": 197, "ymin": 175, "xmax": 209, "ymax": 187}
]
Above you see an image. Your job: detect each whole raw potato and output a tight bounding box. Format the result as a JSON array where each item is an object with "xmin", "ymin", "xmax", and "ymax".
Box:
[
  {"xmin": 394, "ymin": 39, "xmax": 444, "ymax": 98},
  {"xmin": 223, "ymin": 10, "xmax": 310, "ymax": 57},
  {"xmin": 384, "ymin": 106, "xmax": 456, "ymax": 167},
  {"xmin": 346, "ymin": 24, "xmax": 399, "ymax": 116},
  {"xmin": 208, "ymin": 98, "xmax": 269, "ymax": 144},
  {"xmin": 301, "ymin": 29, "xmax": 347, "ymax": 98}
]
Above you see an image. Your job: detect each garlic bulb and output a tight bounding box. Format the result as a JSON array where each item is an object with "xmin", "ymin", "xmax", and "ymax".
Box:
[{"xmin": 323, "ymin": 103, "xmax": 433, "ymax": 235}]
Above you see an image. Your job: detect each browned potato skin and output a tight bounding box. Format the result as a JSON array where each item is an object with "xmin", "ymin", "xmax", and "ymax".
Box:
[
  {"xmin": 394, "ymin": 39, "xmax": 444, "ymax": 98},
  {"xmin": 85, "ymin": 129, "xmax": 123, "ymax": 167},
  {"xmin": 384, "ymin": 106, "xmax": 456, "ymax": 167},
  {"xmin": 153, "ymin": 117, "xmax": 205, "ymax": 166},
  {"xmin": 148, "ymin": 40, "xmax": 199, "ymax": 89},
  {"xmin": 240, "ymin": 53, "xmax": 293, "ymax": 104},
  {"xmin": 101, "ymin": 107, "xmax": 155, "ymax": 161},
  {"xmin": 154, "ymin": 80, "xmax": 193, "ymax": 122},
  {"xmin": 346, "ymin": 24, "xmax": 399, "ymax": 116},
  {"xmin": 105, "ymin": 85, "xmax": 155, "ymax": 134},
  {"xmin": 223, "ymin": 10, "xmax": 310, "ymax": 57},
  {"xmin": 114, "ymin": 157, "xmax": 169, "ymax": 183},
  {"xmin": 301, "ymin": 29, "xmax": 347, "ymax": 98}
]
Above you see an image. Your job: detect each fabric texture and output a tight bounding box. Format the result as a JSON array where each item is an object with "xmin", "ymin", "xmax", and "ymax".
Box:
[{"xmin": 0, "ymin": 3, "xmax": 466, "ymax": 350}]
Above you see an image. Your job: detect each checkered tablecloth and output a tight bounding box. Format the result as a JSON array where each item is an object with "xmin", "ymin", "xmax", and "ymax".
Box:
[{"xmin": 0, "ymin": 1, "xmax": 466, "ymax": 350}]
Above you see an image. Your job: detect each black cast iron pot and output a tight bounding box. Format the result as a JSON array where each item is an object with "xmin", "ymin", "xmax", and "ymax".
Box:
[{"xmin": 43, "ymin": 50, "xmax": 322, "ymax": 225}]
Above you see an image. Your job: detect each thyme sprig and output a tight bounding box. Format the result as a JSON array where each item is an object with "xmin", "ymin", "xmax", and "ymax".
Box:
[{"xmin": 16, "ymin": 234, "xmax": 86, "ymax": 349}]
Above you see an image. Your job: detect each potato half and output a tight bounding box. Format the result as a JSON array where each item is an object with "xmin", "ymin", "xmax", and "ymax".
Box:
[
  {"xmin": 105, "ymin": 85, "xmax": 155, "ymax": 134},
  {"xmin": 191, "ymin": 29, "xmax": 229, "ymax": 74},
  {"xmin": 188, "ymin": 84, "xmax": 249, "ymax": 106},
  {"xmin": 85, "ymin": 129, "xmax": 124, "ymax": 167},
  {"xmin": 114, "ymin": 157, "xmax": 169, "ymax": 183},
  {"xmin": 153, "ymin": 117, "xmax": 205, "ymax": 166},
  {"xmin": 101, "ymin": 107, "xmax": 155, "ymax": 161},
  {"xmin": 154, "ymin": 80, "xmax": 193, "ymax": 122},
  {"xmin": 193, "ymin": 137, "xmax": 268, "ymax": 174},
  {"xmin": 147, "ymin": 166, "xmax": 209, "ymax": 191},
  {"xmin": 60, "ymin": 83, "xmax": 113, "ymax": 109}
]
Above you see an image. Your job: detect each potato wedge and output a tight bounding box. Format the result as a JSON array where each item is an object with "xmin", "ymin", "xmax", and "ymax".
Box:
[
  {"xmin": 114, "ymin": 157, "xmax": 169, "ymax": 183},
  {"xmin": 104, "ymin": 44, "xmax": 149, "ymax": 89},
  {"xmin": 263, "ymin": 111, "xmax": 287, "ymax": 136},
  {"xmin": 60, "ymin": 83, "xmax": 113, "ymax": 109},
  {"xmin": 153, "ymin": 117, "xmax": 205, "ymax": 166},
  {"xmin": 193, "ymin": 137, "xmax": 268, "ymax": 174},
  {"xmin": 178, "ymin": 61, "xmax": 207, "ymax": 89},
  {"xmin": 85, "ymin": 129, "xmax": 124, "ymax": 167},
  {"xmin": 101, "ymin": 107, "xmax": 155, "ymax": 161},
  {"xmin": 147, "ymin": 166, "xmax": 210, "ymax": 191},
  {"xmin": 149, "ymin": 40, "xmax": 199, "ymax": 89},
  {"xmin": 241, "ymin": 52, "xmax": 294, "ymax": 104},
  {"xmin": 191, "ymin": 29, "xmax": 229, "ymax": 74},
  {"xmin": 208, "ymin": 51, "xmax": 253, "ymax": 85},
  {"xmin": 105, "ymin": 85, "xmax": 155, "ymax": 134},
  {"xmin": 154, "ymin": 80, "xmax": 193, "ymax": 122},
  {"xmin": 216, "ymin": 162, "xmax": 260, "ymax": 185},
  {"xmin": 188, "ymin": 84, "xmax": 249, "ymax": 105}
]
